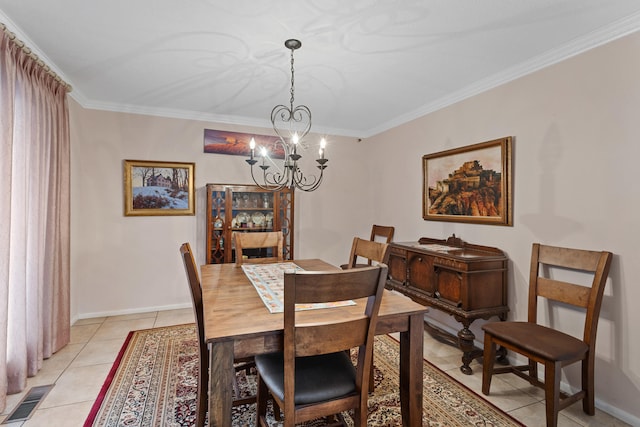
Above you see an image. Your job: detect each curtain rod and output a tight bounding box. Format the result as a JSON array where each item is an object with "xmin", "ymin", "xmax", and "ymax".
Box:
[{"xmin": 1, "ymin": 22, "xmax": 72, "ymax": 92}]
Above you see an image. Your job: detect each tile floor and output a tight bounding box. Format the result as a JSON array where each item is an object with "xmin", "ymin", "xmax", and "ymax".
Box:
[{"xmin": 0, "ymin": 309, "xmax": 631, "ymax": 426}]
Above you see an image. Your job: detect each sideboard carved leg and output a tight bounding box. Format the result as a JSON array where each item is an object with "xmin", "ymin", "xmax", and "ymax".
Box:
[{"xmin": 457, "ymin": 320, "xmax": 478, "ymax": 375}]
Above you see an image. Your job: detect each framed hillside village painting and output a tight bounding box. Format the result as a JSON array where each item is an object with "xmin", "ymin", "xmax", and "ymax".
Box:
[
  {"xmin": 423, "ymin": 137, "xmax": 512, "ymax": 225},
  {"xmin": 123, "ymin": 160, "xmax": 195, "ymax": 216}
]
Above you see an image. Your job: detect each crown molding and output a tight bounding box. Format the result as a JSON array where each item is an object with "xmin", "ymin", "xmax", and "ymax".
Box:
[{"xmin": 364, "ymin": 11, "xmax": 640, "ymax": 138}]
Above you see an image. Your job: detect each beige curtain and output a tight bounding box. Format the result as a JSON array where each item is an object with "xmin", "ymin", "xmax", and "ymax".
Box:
[{"xmin": 0, "ymin": 28, "xmax": 70, "ymax": 412}]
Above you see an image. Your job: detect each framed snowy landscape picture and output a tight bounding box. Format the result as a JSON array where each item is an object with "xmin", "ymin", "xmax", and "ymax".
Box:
[{"xmin": 123, "ymin": 160, "xmax": 195, "ymax": 216}]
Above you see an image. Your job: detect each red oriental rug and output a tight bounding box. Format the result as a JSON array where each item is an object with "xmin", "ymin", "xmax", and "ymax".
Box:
[{"xmin": 84, "ymin": 323, "xmax": 523, "ymax": 426}]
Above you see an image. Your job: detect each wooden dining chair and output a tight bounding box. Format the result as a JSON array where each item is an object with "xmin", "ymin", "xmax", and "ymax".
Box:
[
  {"xmin": 179, "ymin": 243, "xmax": 254, "ymax": 427},
  {"xmin": 340, "ymin": 237, "xmax": 390, "ymax": 392},
  {"xmin": 481, "ymin": 243, "xmax": 612, "ymax": 427},
  {"xmin": 254, "ymin": 264, "xmax": 388, "ymax": 427},
  {"xmin": 233, "ymin": 231, "xmax": 284, "ymax": 266},
  {"xmin": 344, "ymin": 237, "xmax": 390, "ymax": 269},
  {"xmin": 370, "ymin": 224, "xmax": 394, "ymax": 243}
]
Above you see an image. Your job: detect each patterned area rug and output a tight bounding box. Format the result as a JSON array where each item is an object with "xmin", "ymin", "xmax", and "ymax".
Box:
[{"xmin": 84, "ymin": 324, "xmax": 523, "ymax": 426}]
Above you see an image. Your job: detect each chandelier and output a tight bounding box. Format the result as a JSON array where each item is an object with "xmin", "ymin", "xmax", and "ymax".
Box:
[{"xmin": 246, "ymin": 39, "xmax": 328, "ymax": 192}]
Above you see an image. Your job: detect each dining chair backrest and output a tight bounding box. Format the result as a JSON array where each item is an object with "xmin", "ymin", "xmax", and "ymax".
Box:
[
  {"xmin": 347, "ymin": 237, "xmax": 390, "ymax": 268},
  {"xmin": 370, "ymin": 224, "xmax": 394, "ymax": 243},
  {"xmin": 179, "ymin": 243, "xmax": 208, "ymax": 427},
  {"xmin": 280, "ymin": 264, "xmax": 387, "ymax": 425},
  {"xmin": 233, "ymin": 231, "xmax": 284, "ymax": 266},
  {"xmin": 285, "ymin": 265, "xmax": 387, "ymax": 357}
]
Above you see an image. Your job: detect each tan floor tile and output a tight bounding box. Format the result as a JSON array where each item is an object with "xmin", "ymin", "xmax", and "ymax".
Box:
[
  {"xmin": 562, "ymin": 401, "xmax": 633, "ymax": 426},
  {"xmin": 444, "ymin": 366, "xmax": 541, "ymax": 413},
  {"xmin": 69, "ymin": 323, "xmax": 100, "ymax": 344},
  {"xmin": 91, "ymin": 318, "xmax": 156, "ymax": 341},
  {"xmin": 156, "ymin": 307, "xmax": 191, "ymax": 318},
  {"xmin": 23, "ymin": 401, "xmax": 94, "ymax": 427},
  {"xmin": 42, "ymin": 343, "xmax": 85, "ymax": 372},
  {"xmin": 38, "ymin": 363, "xmax": 111, "ymax": 409},
  {"xmin": 508, "ymin": 401, "xmax": 584, "ymax": 427},
  {"xmin": 104, "ymin": 311, "xmax": 157, "ymax": 323},
  {"xmin": 73, "ymin": 317, "xmax": 106, "ymax": 326},
  {"xmin": 154, "ymin": 308, "xmax": 195, "ymax": 327},
  {"xmin": 69, "ymin": 337, "xmax": 125, "ymax": 368}
]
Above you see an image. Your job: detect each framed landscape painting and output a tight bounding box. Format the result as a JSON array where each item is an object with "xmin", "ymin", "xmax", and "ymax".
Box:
[
  {"xmin": 422, "ymin": 137, "xmax": 512, "ymax": 226},
  {"xmin": 123, "ymin": 160, "xmax": 195, "ymax": 216}
]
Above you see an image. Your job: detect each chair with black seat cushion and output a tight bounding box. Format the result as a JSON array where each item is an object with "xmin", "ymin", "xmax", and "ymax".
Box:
[
  {"xmin": 254, "ymin": 264, "xmax": 388, "ymax": 427},
  {"xmin": 340, "ymin": 237, "xmax": 390, "ymax": 392},
  {"xmin": 179, "ymin": 243, "xmax": 255, "ymax": 427},
  {"xmin": 481, "ymin": 243, "xmax": 612, "ymax": 427},
  {"xmin": 233, "ymin": 231, "xmax": 284, "ymax": 266}
]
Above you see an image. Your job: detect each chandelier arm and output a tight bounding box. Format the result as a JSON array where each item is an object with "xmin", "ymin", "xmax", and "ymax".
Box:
[
  {"xmin": 294, "ymin": 172, "xmax": 323, "ymax": 192},
  {"xmin": 290, "ymin": 165, "xmax": 325, "ymax": 192},
  {"xmin": 249, "ymin": 163, "xmax": 287, "ymax": 191}
]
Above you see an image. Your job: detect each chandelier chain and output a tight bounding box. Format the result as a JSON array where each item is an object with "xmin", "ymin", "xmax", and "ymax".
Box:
[{"xmin": 289, "ymin": 48, "xmax": 295, "ymax": 111}]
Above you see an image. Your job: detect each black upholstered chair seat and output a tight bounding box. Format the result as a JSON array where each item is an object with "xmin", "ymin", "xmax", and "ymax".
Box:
[{"xmin": 255, "ymin": 351, "xmax": 356, "ymax": 405}]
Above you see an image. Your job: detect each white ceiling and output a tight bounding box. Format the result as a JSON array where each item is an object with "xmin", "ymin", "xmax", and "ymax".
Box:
[{"xmin": 2, "ymin": 0, "xmax": 640, "ymax": 138}]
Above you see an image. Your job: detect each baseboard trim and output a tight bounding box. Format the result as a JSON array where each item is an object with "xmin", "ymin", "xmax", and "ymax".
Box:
[{"xmin": 76, "ymin": 302, "xmax": 192, "ymax": 321}]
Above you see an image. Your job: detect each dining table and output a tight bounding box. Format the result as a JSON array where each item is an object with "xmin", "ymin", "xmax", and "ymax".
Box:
[{"xmin": 200, "ymin": 258, "xmax": 428, "ymax": 427}]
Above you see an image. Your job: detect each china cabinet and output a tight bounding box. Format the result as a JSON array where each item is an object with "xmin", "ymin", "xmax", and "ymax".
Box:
[{"xmin": 205, "ymin": 184, "xmax": 294, "ymax": 264}]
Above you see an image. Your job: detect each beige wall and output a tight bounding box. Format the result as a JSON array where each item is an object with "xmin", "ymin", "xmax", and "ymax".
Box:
[
  {"xmin": 70, "ymin": 31, "xmax": 640, "ymax": 423},
  {"xmin": 69, "ymin": 105, "xmax": 372, "ymax": 317},
  {"xmin": 365, "ymin": 31, "xmax": 640, "ymax": 423}
]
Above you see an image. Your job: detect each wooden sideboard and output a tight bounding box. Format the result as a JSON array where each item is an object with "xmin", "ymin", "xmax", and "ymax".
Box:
[{"xmin": 386, "ymin": 234, "xmax": 508, "ymax": 374}]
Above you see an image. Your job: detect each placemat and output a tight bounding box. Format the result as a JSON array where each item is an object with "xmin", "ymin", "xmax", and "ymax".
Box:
[{"xmin": 241, "ymin": 262, "xmax": 355, "ymax": 313}]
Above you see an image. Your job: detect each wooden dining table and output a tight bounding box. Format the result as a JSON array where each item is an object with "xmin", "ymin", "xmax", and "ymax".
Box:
[{"xmin": 200, "ymin": 259, "xmax": 428, "ymax": 427}]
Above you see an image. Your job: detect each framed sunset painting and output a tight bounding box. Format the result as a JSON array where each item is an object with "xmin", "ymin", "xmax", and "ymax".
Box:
[{"xmin": 204, "ymin": 129, "xmax": 285, "ymax": 159}]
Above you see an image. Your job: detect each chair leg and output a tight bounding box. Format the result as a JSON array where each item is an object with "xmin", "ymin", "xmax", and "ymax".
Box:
[
  {"xmin": 528, "ymin": 358, "xmax": 538, "ymax": 385},
  {"xmin": 255, "ymin": 373, "xmax": 269, "ymax": 427},
  {"xmin": 273, "ymin": 399, "xmax": 282, "ymax": 421},
  {"xmin": 283, "ymin": 400, "xmax": 296, "ymax": 427},
  {"xmin": 544, "ymin": 361, "xmax": 561, "ymax": 427},
  {"xmin": 232, "ymin": 374, "xmax": 240, "ymax": 397},
  {"xmin": 583, "ymin": 357, "xmax": 595, "ymax": 415},
  {"xmin": 352, "ymin": 398, "xmax": 368, "ymax": 427},
  {"xmin": 195, "ymin": 392, "xmax": 206, "ymax": 427},
  {"xmin": 482, "ymin": 334, "xmax": 496, "ymax": 395},
  {"xmin": 196, "ymin": 359, "xmax": 208, "ymax": 427},
  {"xmin": 368, "ymin": 357, "xmax": 375, "ymax": 393}
]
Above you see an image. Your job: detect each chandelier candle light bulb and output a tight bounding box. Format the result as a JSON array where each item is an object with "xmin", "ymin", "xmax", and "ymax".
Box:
[{"xmin": 249, "ymin": 138, "xmax": 256, "ymax": 160}]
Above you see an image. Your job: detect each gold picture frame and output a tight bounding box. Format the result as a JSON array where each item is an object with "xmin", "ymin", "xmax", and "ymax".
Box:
[
  {"xmin": 123, "ymin": 160, "xmax": 195, "ymax": 216},
  {"xmin": 423, "ymin": 137, "xmax": 512, "ymax": 226}
]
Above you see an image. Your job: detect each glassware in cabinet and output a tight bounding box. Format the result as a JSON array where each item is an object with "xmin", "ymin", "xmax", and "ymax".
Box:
[{"xmin": 205, "ymin": 184, "xmax": 294, "ymax": 264}]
